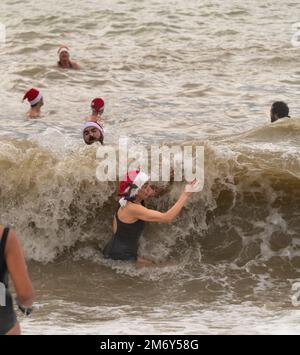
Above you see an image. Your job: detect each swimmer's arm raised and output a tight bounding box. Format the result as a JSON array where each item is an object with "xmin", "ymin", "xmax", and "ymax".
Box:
[{"xmin": 129, "ymin": 192, "xmax": 190, "ymax": 223}]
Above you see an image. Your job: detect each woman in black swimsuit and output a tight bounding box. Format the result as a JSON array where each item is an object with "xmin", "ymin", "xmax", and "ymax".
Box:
[
  {"xmin": 103, "ymin": 170, "xmax": 200, "ymax": 266},
  {"xmin": 0, "ymin": 226, "xmax": 35, "ymax": 335}
]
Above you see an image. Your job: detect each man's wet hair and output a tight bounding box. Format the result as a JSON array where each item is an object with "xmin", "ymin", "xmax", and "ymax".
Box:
[{"xmin": 271, "ymin": 101, "xmax": 290, "ymax": 119}]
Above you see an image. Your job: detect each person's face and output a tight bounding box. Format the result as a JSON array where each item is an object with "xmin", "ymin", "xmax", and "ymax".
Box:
[
  {"xmin": 83, "ymin": 127, "xmax": 101, "ymax": 145},
  {"xmin": 60, "ymin": 51, "xmax": 70, "ymax": 62},
  {"xmin": 136, "ymin": 183, "xmax": 155, "ymax": 200},
  {"xmin": 92, "ymin": 108, "xmax": 104, "ymax": 117}
]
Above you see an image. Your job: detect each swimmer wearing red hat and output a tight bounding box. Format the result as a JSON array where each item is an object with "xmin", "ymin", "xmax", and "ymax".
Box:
[
  {"xmin": 22, "ymin": 88, "xmax": 44, "ymax": 118},
  {"xmin": 103, "ymin": 170, "xmax": 201, "ymax": 267},
  {"xmin": 83, "ymin": 98, "xmax": 105, "ymax": 145},
  {"xmin": 89, "ymin": 98, "xmax": 105, "ymax": 122},
  {"xmin": 57, "ymin": 46, "xmax": 80, "ymax": 69}
]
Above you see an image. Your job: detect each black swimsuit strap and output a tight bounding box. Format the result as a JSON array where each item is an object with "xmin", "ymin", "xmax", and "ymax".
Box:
[
  {"xmin": 115, "ymin": 201, "xmax": 145, "ymax": 224},
  {"xmin": 115, "ymin": 206, "xmax": 121, "ymax": 222},
  {"xmin": 115, "ymin": 208, "xmax": 134, "ymax": 225}
]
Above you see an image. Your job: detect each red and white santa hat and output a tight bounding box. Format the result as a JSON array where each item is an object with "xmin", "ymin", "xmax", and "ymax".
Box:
[
  {"xmin": 118, "ymin": 170, "xmax": 149, "ymax": 207},
  {"xmin": 82, "ymin": 121, "xmax": 104, "ymax": 137},
  {"xmin": 91, "ymin": 98, "xmax": 105, "ymax": 114},
  {"xmin": 22, "ymin": 88, "xmax": 43, "ymax": 106},
  {"xmin": 58, "ymin": 46, "xmax": 70, "ymax": 56}
]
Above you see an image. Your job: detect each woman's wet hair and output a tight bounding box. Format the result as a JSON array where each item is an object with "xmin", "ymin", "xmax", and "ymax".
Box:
[{"xmin": 118, "ymin": 183, "xmax": 138, "ymax": 204}]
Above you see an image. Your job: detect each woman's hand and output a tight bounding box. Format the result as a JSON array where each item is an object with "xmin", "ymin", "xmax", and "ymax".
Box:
[{"xmin": 184, "ymin": 179, "xmax": 201, "ymax": 197}]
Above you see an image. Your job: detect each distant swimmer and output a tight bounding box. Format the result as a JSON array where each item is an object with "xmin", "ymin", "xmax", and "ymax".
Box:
[
  {"xmin": 270, "ymin": 101, "xmax": 290, "ymax": 123},
  {"xmin": 83, "ymin": 98, "xmax": 105, "ymax": 145},
  {"xmin": 0, "ymin": 226, "xmax": 35, "ymax": 335},
  {"xmin": 57, "ymin": 46, "xmax": 80, "ymax": 69},
  {"xmin": 22, "ymin": 88, "xmax": 44, "ymax": 119},
  {"xmin": 88, "ymin": 98, "xmax": 105, "ymax": 122},
  {"xmin": 103, "ymin": 170, "xmax": 201, "ymax": 267}
]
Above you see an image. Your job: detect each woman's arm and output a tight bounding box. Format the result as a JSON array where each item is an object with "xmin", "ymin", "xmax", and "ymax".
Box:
[
  {"xmin": 5, "ymin": 230, "xmax": 35, "ymax": 308},
  {"xmin": 129, "ymin": 180, "xmax": 200, "ymax": 223},
  {"xmin": 128, "ymin": 191, "xmax": 190, "ymax": 223}
]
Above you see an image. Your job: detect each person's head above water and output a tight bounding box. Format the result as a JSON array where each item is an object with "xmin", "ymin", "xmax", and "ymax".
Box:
[
  {"xmin": 23, "ymin": 88, "xmax": 44, "ymax": 108},
  {"xmin": 91, "ymin": 98, "xmax": 105, "ymax": 116},
  {"xmin": 57, "ymin": 45, "xmax": 80, "ymax": 69},
  {"xmin": 83, "ymin": 98, "xmax": 105, "ymax": 145},
  {"xmin": 83, "ymin": 121, "xmax": 104, "ymax": 145},
  {"xmin": 23, "ymin": 88, "xmax": 44, "ymax": 118},
  {"xmin": 270, "ymin": 101, "xmax": 290, "ymax": 123},
  {"xmin": 58, "ymin": 46, "xmax": 71, "ymax": 63},
  {"xmin": 118, "ymin": 170, "xmax": 154, "ymax": 207}
]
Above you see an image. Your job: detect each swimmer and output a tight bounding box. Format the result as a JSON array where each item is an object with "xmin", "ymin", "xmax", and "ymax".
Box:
[
  {"xmin": 103, "ymin": 170, "xmax": 201, "ymax": 267},
  {"xmin": 22, "ymin": 88, "xmax": 44, "ymax": 118},
  {"xmin": 0, "ymin": 226, "xmax": 35, "ymax": 335},
  {"xmin": 88, "ymin": 98, "xmax": 105, "ymax": 122},
  {"xmin": 83, "ymin": 98, "xmax": 105, "ymax": 145},
  {"xmin": 57, "ymin": 46, "xmax": 80, "ymax": 69},
  {"xmin": 270, "ymin": 101, "xmax": 290, "ymax": 123}
]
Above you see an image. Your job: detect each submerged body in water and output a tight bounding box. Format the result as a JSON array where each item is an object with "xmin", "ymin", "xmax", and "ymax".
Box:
[{"xmin": 103, "ymin": 171, "xmax": 200, "ymax": 266}]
